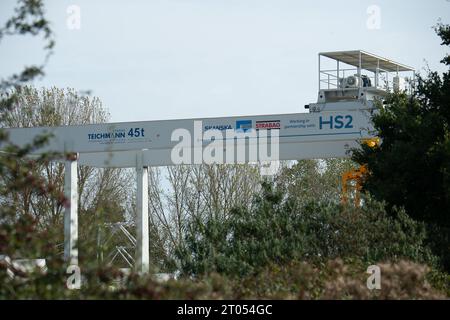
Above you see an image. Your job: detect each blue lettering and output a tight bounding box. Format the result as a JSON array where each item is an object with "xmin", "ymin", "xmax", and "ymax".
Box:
[
  {"xmin": 204, "ymin": 125, "xmax": 232, "ymax": 131},
  {"xmin": 319, "ymin": 116, "xmax": 333, "ymax": 130},
  {"xmin": 345, "ymin": 115, "xmax": 353, "ymax": 128},
  {"xmin": 334, "ymin": 115, "xmax": 344, "ymax": 129},
  {"xmin": 319, "ymin": 115, "xmax": 353, "ymax": 129}
]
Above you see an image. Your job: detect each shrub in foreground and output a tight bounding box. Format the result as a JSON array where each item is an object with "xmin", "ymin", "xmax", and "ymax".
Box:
[
  {"xmin": 1, "ymin": 259, "xmax": 447, "ymax": 299},
  {"xmin": 177, "ymin": 182, "xmax": 435, "ymax": 277}
]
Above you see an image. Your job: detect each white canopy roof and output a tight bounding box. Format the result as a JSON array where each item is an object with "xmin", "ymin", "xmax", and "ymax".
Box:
[{"xmin": 320, "ymin": 50, "xmax": 414, "ymax": 73}]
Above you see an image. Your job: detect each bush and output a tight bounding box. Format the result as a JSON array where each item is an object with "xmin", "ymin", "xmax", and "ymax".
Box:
[
  {"xmin": 177, "ymin": 182, "xmax": 436, "ymax": 277},
  {"xmin": 2, "ymin": 258, "xmax": 446, "ymax": 299}
]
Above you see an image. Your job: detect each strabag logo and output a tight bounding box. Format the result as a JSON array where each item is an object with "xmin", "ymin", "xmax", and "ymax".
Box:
[{"xmin": 256, "ymin": 120, "xmax": 280, "ymax": 130}]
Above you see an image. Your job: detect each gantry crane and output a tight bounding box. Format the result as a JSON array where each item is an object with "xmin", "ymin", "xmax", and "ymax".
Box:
[{"xmin": 1, "ymin": 50, "xmax": 414, "ymax": 273}]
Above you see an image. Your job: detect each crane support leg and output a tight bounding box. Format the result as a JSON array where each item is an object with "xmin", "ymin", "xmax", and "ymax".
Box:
[
  {"xmin": 64, "ymin": 154, "xmax": 79, "ymax": 265},
  {"xmin": 135, "ymin": 164, "xmax": 149, "ymax": 274}
]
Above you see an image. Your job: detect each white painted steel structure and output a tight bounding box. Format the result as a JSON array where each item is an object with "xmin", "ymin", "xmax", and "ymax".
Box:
[{"xmin": 0, "ymin": 50, "xmax": 412, "ymax": 274}]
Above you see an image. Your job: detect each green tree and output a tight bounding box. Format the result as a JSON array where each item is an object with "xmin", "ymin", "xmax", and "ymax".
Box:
[
  {"xmin": 0, "ymin": 86, "xmax": 135, "ymax": 267},
  {"xmin": 352, "ymin": 23, "xmax": 450, "ymax": 270},
  {"xmin": 0, "ymin": 3, "xmax": 132, "ymax": 268},
  {"xmin": 0, "ymin": 0, "xmax": 59, "ymax": 260},
  {"xmin": 275, "ymin": 159, "xmax": 357, "ymax": 204}
]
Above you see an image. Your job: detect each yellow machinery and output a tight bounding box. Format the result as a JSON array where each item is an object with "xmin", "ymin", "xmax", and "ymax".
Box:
[
  {"xmin": 341, "ymin": 137, "xmax": 380, "ymax": 206},
  {"xmin": 341, "ymin": 164, "xmax": 368, "ymax": 206}
]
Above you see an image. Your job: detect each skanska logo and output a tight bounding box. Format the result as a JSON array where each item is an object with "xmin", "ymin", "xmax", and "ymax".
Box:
[
  {"xmin": 204, "ymin": 120, "xmax": 253, "ymax": 132},
  {"xmin": 204, "ymin": 124, "xmax": 232, "ymax": 131}
]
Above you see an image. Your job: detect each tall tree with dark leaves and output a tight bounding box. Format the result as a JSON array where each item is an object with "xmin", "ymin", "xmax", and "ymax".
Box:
[{"xmin": 352, "ymin": 23, "xmax": 450, "ymax": 270}]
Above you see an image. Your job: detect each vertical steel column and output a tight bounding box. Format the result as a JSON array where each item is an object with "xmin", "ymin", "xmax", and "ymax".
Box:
[
  {"xmin": 64, "ymin": 153, "xmax": 78, "ymax": 265},
  {"xmin": 337, "ymin": 60, "xmax": 340, "ymax": 88},
  {"xmin": 358, "ymin": 51, "xmax": 362, "ymax": 88},
  {"xmin": 135, "ymin": 151, "xmax": 149, "ymax": 274},
  {"xmin": 318, "ymin": 53, "xmax": 321, "ymax": 90},
  {"xmin": 375, "ymin": 59, "xmax": 380, "ymax": 88}
]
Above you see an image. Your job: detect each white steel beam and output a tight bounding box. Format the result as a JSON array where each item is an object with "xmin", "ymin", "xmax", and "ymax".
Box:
[
  {"xmin": 64, "ymin": 154, "xmax": 78, "ymax": 265},
  {"xmin": 135, "ymin": 151, "xmax": 149, "ymax": 274},
  {"xmin": 72, "ymin": 139, "xmax": 361, "ymax": 168},
  {"xmin": 2, "ymin": 110, "xmax": 375, "ymax": 159}
]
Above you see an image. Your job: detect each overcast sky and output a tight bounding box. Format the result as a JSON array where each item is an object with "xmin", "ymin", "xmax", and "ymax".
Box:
[{"xmin": 1, "ymin": 0, "xmax": 449, "ymax": 123}]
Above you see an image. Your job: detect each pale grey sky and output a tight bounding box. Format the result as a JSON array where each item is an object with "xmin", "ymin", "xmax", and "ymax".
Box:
[{"xmin": 1, "ymin": 0, "xmax": 449, "ymax": 122}]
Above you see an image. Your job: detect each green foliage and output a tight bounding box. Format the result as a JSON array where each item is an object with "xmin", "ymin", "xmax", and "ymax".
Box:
[
  {"xmin": 275, "ymin": 159, "xmax": 357, "ymax": 204},
  {"xmin": 352, "ymin": 24, "xmax": 450, "ymax": 270},
  {"xmin": 0, "ymin": 87, "xmax": 133, "ymax": 268},
  {"xmin": 0, "ymin": 0, "xmax": 60, "ymax": 262},
  {"xmin": 2, "ymin": 258, "xmax": 447, "ymax": 299},
  {"xmin": 177, "ymin": 181, "xmax": 434, "ymax": 277},
  {"xmin": 232, "ymin": 259, "xmax": 447, "ymax": 300}
]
